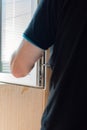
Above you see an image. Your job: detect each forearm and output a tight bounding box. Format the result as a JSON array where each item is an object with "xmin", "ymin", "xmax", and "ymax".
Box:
[{"xmin": 10, "ymin": 39, "xmax": 44, "ymax": 78}]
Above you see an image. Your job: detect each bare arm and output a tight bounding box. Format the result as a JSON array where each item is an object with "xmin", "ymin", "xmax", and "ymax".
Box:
[{"xmin": 10, "ymin": 39, "xmax": 44, "ymax": 78}]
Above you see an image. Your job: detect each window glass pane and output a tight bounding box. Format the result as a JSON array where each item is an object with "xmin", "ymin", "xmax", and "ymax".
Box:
[
  {"xmin": 1, "ymin": 0, "xmax": 37, "ymax": 72},
  {"xmin": 0, "ymin": 0, "xmax": 38, "ymax": 86}
]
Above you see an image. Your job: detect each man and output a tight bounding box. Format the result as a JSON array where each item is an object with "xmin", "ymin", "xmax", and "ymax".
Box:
[{"xmin": 10, "ymin": 0, "xmax": 87, "ymax": 130}]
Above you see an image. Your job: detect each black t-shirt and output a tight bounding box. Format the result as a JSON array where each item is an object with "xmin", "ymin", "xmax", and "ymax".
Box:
[
  {"xmin": 23, "ymin": 0, "xmax": 57, "ymax": 50},
  {"xmin": 23, "ymin": 0, "xmax": 87, "ymax": 130}
]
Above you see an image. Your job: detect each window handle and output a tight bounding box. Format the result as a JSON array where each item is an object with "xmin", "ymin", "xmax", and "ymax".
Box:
[{"xmin": 42, "ymin": 63, "xmax": 51, "ymax": 68}]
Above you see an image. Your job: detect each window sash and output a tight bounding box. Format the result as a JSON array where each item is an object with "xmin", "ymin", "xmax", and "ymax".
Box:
[{"xmin": 0, "ymin": 0, "xmax": 45, "ymax": 87}]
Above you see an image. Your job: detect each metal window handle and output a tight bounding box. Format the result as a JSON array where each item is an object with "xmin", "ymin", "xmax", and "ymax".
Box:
[{"xmin": 42, "ymin": 63, "xmax": 51, "ymax": 68}]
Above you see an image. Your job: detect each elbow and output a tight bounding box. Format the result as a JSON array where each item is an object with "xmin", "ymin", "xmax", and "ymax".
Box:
[
  {"xmin": 10, "ymin": 53, "xmax": 34, "ymax": 78},
  {"xmin": 11, "ymin": 68, "xmax": 28, "ymax": 78},
  {"xmin": 12, "ymin": 70, "xmax": 28, "ymax": 78},
  {"xmin": 11, "ymin": 63, "xmax": 29, "ymax": 78}
]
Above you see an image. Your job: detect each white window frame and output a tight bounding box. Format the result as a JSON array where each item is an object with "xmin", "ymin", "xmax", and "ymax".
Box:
[{"xmin": 0, "ymin": 0, "xmax": 45, "ymax": 88}]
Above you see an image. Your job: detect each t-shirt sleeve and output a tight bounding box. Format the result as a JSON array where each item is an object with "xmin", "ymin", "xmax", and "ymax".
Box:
[{"xmin": 23, "ymin": 0, "xmax": 57, "ymax": 50}]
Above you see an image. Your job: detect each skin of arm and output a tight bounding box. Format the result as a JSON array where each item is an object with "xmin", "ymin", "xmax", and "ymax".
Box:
[{"xmin": 10, "ymin": 39, "xmax": 44, "ymax": 78}]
